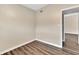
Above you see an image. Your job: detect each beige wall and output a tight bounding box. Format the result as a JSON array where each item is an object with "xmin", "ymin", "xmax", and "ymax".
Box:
[
  {"xmin": 0, "ymin": 4, "xmax": 79, "ymax": 52},
  {"xmin": 36, "ymin": 4, "xmax": 78, "ymax": 47},
  {"xmin": 0, "ymin": 5, "xmax": 35, "ymax": 52},
  {"xmin": 64, "ymin": 13, "xmax": 78, "ymax": 34}
]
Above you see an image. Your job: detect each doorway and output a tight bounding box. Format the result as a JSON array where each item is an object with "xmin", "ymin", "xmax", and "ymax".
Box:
[{"xmin": 62, "ymin": 7, "xmax": 79, "ymax": 53}]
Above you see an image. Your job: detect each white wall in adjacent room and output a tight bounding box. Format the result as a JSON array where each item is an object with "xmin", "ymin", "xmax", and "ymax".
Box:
[{"xmin": 64, "ymin": 13, "xmax": 78, "ymax": 34}]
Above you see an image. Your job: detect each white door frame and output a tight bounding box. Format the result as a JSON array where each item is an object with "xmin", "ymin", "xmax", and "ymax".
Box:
[{"xmin": 61, "ymin": 5, "xmax": 79, "ymax": 47}]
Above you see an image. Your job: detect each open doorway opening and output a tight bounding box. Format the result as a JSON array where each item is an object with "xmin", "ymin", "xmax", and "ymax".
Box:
[{"xmin": 62, "ymin": 7, "xmax": 79, "ymax": 53}]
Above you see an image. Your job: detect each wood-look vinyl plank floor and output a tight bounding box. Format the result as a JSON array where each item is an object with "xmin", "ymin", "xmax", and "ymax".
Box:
[
  {"xmin": 26, "ymin": 44, "xmax": 45, "ymax": 55},
  {"xmin": 2, "ymin": 41, "xmax": 70, "ymax": 55},
  {"xmin": 33, "ymin": 41, "xmax": 70, "ymax": 55},
  {"xmin": 3, "ymin": 33, "xmax": 79, "ymax": 55},
  {"xmin": 29, "ymin": 43, "xmax": 51, "ymax": 55}
]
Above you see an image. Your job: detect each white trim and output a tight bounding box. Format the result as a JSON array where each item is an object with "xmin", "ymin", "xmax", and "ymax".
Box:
[
  {"xmin": 61, "ymin": 5, "xmax": 79, "ymax": 11},
  {"xmin": 35, "ymin": 39, "xmax": 62, "ymax": 48},
  {"xmin": 65, "ymin": 32, "xmax": 78, "ymax": 34},
  {"xmin": 78, "ymin": 13, "xmax": 79, "ymax": 44},
  {"xmin": 0, "ymin": 39, "xmax": 35, "ymax": 55},
  {"xmin": 60, "ymin": 11, "xmax": 63, "ymax": 48},
  {"xmin": 64, "ymin": 13, "xmax": 79, "ymax": 16}
]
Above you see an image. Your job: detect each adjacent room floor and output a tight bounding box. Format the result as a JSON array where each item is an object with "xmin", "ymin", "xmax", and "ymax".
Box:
[{"xmin": 63, "ymin": 33, "xmax": 79, "ymax": 54}]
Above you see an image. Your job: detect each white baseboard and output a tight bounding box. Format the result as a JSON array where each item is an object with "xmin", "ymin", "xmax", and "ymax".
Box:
[
  {"xmin": 0, "ymin": 38, "xmax": 62, "ymax": 54},
  {"xmin": 35, "ymin": 39, "xmax": 62, "ymax": 48},
  {"xmin": 0, "ymin": 39, "xmax": 35, "ymax": 55}
]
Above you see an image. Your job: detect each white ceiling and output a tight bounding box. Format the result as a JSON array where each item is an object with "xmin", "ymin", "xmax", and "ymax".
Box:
[{"xmin": 22, "ymin": 4, "xmax": 48, "ymax": 11}]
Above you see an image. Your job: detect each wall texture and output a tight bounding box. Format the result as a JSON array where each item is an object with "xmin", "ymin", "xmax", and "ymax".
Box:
[
  {"xmin": 36, "ymin": 4, "xmax": 78, "ymax": 47},
  {"xmin": 0, "ymin": 5, "xmax": 35, "ymax": 52}
]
